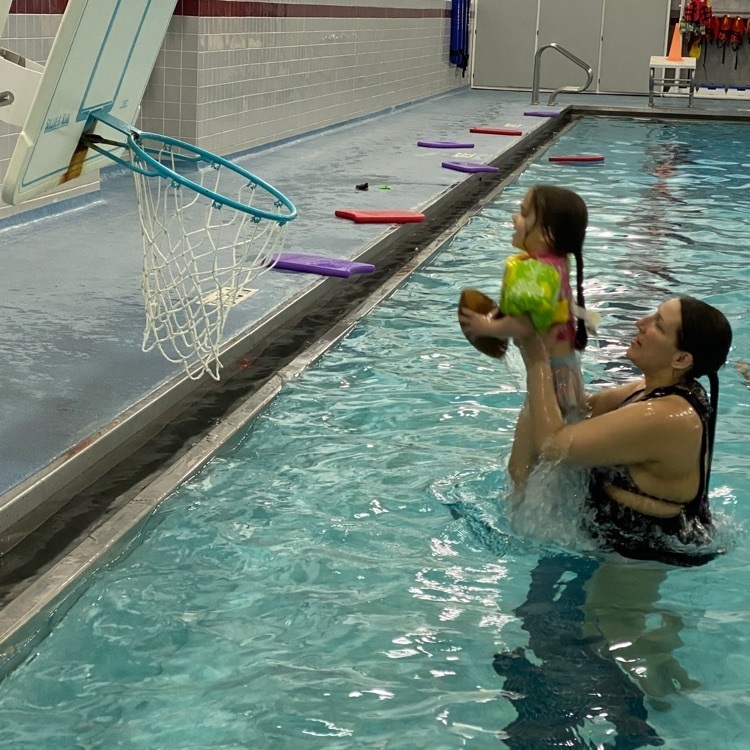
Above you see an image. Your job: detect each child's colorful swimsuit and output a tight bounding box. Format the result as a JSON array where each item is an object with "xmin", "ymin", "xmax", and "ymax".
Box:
[
  {"xmin": 535, "ymin": 252, "xmax": 576, "ymax": 344},
  {"xmin": 538, "ymin": 254, "xmax": 582, "ymax": 420}
]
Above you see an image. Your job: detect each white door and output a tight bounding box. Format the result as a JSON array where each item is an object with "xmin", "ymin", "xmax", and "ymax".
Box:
[
  {"xmin": 599, "ymin": 0, "xmax": 670, "ymax": 93},
  {"xmin": 537, "ymin": 0, "xmax": 604, "ymax": 92},
  {"xmin": 471, "ymin": 0, "xmax": 539, "ymax": 89}
]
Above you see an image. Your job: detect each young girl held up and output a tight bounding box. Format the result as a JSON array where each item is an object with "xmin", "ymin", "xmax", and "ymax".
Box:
[{"xmin": 459, "ymin": 184, "xmax": 594, "ymax": 486}]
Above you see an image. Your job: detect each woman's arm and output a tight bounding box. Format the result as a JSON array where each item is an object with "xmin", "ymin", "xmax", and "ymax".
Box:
[
  {"xmin": 587, "ymin": 380, "xmax": 645, "ymax": 417},
  {"xmin": 518, "ymin": 332, "xmax": 699, "ymax": 470}
]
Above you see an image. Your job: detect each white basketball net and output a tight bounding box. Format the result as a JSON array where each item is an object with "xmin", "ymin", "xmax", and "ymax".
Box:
[{"xmin": 131, "ymin": 146, "xmax": 289, "ymax": 380}]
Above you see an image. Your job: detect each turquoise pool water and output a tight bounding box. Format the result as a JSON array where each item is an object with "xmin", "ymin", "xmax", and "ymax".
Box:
[{"xmin": 1, "ymin": 117, "xmax": 749, "ymax": 749}]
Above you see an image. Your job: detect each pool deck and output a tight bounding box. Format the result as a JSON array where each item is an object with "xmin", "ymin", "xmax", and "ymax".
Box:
[{"xmin": 0, "ymin": 87, "xmax": 747, "ymax": 559}]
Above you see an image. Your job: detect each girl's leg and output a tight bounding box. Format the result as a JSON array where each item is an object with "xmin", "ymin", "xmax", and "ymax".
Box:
[
  {"xmin": 508, "ymin": 399, "xmax": 536, "ymax": 492},
  {"xmin": 509, "ymin": 354, "xmax": 584, "ymax": 491}
]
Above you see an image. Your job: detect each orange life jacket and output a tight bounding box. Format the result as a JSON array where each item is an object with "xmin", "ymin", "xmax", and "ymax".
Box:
[
  {"xmin": 729, "ymin": 16, "xmax": 746, "ymax": 49},
  {"xmin": 705, "ymin": 15, "xmax": 721, "ymax": 43},
  {"xmin": 717, "ymin": 14, "xmax": 731, "ymax": 46}
]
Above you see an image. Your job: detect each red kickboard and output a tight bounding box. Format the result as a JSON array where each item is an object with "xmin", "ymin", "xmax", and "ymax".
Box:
[
  {"xmin": 549, "ymin": 154, "xmax": 605, "ymax": 163},
  {"xmin": 335, "ymin": 209, "xmax": 425, "ymax": 224},
  {"xmin": 470, "ymin": 127, "xmax": 523, "ymax": 136}
]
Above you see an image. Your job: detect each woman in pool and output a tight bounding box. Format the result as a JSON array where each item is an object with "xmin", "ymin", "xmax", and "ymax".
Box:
[{"xmin": 461, "ymin": 296, "xmax": 732, "ymax": 564}]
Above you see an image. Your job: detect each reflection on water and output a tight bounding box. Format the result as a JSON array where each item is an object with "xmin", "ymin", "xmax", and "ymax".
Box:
[{"xmin": 495, "ymin": 554, "xmax": 664, "ymax": 750}]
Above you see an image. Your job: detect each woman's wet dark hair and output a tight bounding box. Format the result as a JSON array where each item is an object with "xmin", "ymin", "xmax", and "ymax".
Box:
[
  {"xmin": 677, "ymin": 296, "xmax": 733, "ymax": 484},
  {"xmin": 528, "ymin": 185, "xmax": 589, "ymax": 351},
  {"xmin": 677, "ymin": 296, "xmax": 732, "ymax": 380}
]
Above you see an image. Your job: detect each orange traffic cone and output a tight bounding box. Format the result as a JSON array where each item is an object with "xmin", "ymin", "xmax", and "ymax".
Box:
[{"xmin": 667, "ymin": 24, "xmax": 683, "ymax": 61}]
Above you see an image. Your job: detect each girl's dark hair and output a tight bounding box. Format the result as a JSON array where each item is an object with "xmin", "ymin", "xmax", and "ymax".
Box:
[
  {"xmin": 528, "ymin": 184, "xmax": 589, "ymax": 350},
  {"xmin": 677, "ymin": 296, "xmax": 733, "ymax": 486}
]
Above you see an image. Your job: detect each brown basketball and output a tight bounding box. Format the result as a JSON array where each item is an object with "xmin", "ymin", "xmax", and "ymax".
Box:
[{"xmin": 458, "ymin": 288, "xmax": 508, "ymax": 359}]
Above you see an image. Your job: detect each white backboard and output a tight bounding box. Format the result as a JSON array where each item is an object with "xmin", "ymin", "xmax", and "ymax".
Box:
[
  {"xmin": 2, "ymin": 0, "xmax": 177, "ymax": 205},
  {"xmin": 0, "ymin": 0, "xmax": 11, "ymax": 34}
]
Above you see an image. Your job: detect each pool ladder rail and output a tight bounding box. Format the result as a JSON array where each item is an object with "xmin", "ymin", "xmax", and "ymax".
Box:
[{"xmin": 531, "ymin": 43, "xmax": 593, "ymax": 105}]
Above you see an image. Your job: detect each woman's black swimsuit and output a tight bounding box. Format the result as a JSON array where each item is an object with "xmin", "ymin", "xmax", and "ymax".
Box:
[{"xmin": 586, "ymin": 380, "xmax": 719, "ymax": 567}]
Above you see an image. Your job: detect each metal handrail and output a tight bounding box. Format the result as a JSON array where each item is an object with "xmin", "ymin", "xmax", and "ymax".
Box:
[{"xmin": 531, "ymin": 43, "xmax": 593, "ymax": 105}]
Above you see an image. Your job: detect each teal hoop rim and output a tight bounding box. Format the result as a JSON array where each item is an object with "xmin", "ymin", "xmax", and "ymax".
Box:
[{"xmin": 90, "ymin": 111, "xmax": 297, "ymax": 224}]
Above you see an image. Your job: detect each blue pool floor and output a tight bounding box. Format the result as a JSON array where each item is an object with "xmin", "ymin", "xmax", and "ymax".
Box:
[{"xmin": 0, "ymin": 87, "xmax": 744, "ymax": 551}]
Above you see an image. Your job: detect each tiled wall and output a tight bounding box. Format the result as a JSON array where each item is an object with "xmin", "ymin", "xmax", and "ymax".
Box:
[{"xmin": 0, "ymin": 0, "xmax": 464, "ymax": 218}]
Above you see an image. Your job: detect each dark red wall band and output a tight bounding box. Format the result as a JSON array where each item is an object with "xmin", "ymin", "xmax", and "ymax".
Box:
[
  {"xmin": 174, "ymin": 2, "xmax": 449, "ymax": 17},
  {"xmin": 10, "ymin": 1, "xmax": 69, "ymax": 12},
  {"xmin": 10, "ymin": 1, "xmax": 449, "ymax": 19}
]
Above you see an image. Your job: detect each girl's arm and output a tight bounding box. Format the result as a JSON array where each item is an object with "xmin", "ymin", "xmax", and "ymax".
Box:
[{"xmin": 458, "ymin": 306, "xmax": 537, "ymax": 342}]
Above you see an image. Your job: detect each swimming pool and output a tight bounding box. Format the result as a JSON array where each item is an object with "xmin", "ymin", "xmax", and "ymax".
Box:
[{"xmin": 0, "ymin": 116, "xmax": 748, "ymax": 749}]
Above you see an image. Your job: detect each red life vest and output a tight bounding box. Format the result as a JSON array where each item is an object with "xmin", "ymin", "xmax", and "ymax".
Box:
[
  {"xmin": 717, "ymin": 15, "xmax": 732, "ymax": 46},
  {"xmin": 684, "ymin": 0, "xmax": 714, "ymax": 58},
  {"xmin": 730, "ymin": 17, "xmax": 746, "ymax": 49},
  {"xmin": 683, "ymin": 0, "xmax": 713, "ymax": 33},
  {"xmin": 698, "ymin": 0, "xmax": 713, "ymax": 27},
  {"xmin": 705, "ymin": 15, "xmax": 721, "ymax": 43}
]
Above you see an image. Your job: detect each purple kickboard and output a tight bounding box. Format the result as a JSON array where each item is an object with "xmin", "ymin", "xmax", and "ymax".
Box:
[
  {"xmin": 271, "ymin": 253, "xmax": 375, "ymax": 278},
  {"xmin": 524, "ymin": 110, "xmax": 560, "ymax": 117},
  {"xmin": 418, "ymin": 140, "xmax": 475, "ymax": 148},
  {"xmin": 442, "ymin": 160, "xmax": 500, "ymax": 174}
]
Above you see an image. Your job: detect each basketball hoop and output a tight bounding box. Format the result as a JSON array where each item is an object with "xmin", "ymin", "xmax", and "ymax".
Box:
[{"xmin": 87, "ymin": 111, "xmax": 297, "ymax": 380}]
